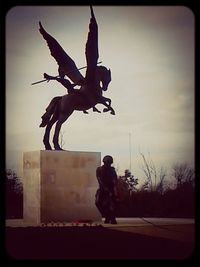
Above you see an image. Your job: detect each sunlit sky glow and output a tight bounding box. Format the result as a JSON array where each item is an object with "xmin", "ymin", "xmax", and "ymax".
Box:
[{"xmin": 6, "ymin": 6, "xmax": 194, "ymax": 183}]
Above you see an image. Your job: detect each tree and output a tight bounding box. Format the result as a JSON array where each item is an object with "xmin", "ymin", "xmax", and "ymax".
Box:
[
  {"xmin": 6, "ymin": 169, "xmax": 23, "ymax": 219},
  {"xmin": 156, "ymin": 166, "xmax": 167, "ymax": 194},
  {"xmin": 140, "ymin": 152, "xmax": 153, "ymax": 191},
  {"xmin": 172, "ymin": 163, "xmax": 195, "ymax": 187},
  {"xmin": 115, "ymin": 170, "xmax": 138, "ymax": 216},
  {"xmin": 119, "ymin": 169, "xmax": 138, "ymax": 194},
  {"xmin": 140, "ymin": 152, "xmax": 167, "ymax": 193},
  {"xmin": 115, "ymin": 161, "xmax": 194, "ymax": 218},
  {"xmin": 124, "ymin": 169, "xmax": 139, "ymax": 191}
]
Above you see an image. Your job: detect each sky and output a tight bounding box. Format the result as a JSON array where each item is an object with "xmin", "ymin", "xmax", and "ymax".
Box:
[{"xmin": 6, "ymin": 6, "xmax": 195, "ymax": 184}]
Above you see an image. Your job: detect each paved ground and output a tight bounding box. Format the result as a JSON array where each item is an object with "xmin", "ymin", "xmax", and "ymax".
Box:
[{"xmin": 5, "ymin": 218, "xmax": 195, "ymax": 260}]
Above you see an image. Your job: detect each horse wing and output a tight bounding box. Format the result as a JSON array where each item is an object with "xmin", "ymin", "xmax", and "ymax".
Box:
[
  {"xmin": 39, "ymin": 21, "xmax": 84, "ymax": 84},
  {"xmin": 85, "ymin": 6, "xmax": 99, "ymax": 83}
]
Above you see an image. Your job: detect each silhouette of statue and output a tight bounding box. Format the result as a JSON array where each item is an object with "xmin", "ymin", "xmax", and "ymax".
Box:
[
  {"xmin": 95, "ymin": 155, "xmax": 118, "ymax": 224},
  {"xmin": 39, "ymin": 6, "xmax": 115, "ymax": 150},
  {"xmin": 42, "ymin": 72, "xmax": 102, "ymax": 114}
]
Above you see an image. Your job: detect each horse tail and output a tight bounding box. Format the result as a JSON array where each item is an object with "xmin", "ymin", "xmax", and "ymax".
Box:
[{"xmin": 40, "ymin": 96, "xmax": 61, "ymax": 127}]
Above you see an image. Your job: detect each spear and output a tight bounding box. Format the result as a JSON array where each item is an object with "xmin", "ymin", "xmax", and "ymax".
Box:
[{"xmin": 31, "ymin": 61, "xmax": 102, "ymax": 85}]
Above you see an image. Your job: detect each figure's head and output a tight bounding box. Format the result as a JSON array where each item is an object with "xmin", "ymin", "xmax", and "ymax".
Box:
[
  {"xmin": 103, "ymin": 155, "xmax": 113, "ymax": 165},
  {"xmin": 96, "ymin": 66, "xmax": 111, "ymax": 91}
]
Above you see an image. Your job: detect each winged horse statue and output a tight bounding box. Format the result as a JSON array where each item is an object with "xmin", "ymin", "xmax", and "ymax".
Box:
[{"xmin": 39, "ymin": 6, "xmax": 115, "ymax": 150}]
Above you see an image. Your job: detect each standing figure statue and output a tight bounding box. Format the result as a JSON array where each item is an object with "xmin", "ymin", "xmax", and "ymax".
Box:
[
  {"xmin": 38, "ymin": 6, "xmax": 115, "ymax": 150},
  {"xmin": 95, "ymin": 155, "xmax": 118, "ymax": 224}
]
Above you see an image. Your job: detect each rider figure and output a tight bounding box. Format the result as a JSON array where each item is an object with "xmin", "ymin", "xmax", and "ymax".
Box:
[
  {"xmin": 40, "ymin": 72, "xmax": 101, "ymax": 124},
  {"xmin": 44, "ymin": 72, "xmax": 81, "ymax": 93}
]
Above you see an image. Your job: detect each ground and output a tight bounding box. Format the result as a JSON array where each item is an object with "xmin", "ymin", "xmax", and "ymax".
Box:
[{"xmin": 5, "ymin": 218, "xmax": 195, "ymax": 260}]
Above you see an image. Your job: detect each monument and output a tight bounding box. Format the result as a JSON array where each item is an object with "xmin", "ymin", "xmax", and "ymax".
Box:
[
  {"xmin": 23, "ymin": 150, "xmax": 101, "ymax": 224},
  {"xmin": 34, "ymin": 5, "xmax": 115, "ymax": 150},
  {"xmin": 23, "ymin": 6, "xmax": 115, "ymax": 224}
]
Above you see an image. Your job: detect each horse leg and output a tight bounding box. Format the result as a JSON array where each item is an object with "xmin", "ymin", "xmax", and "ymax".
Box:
[
  {"xmin": 93, "ymin": 106, "xmax": 101, "ymax": 113},
  {"xmin": 100, "ymin": 97, "xmax": 115, "ymax": 114},
  {"xmin": 100, "ymin": 98, "xmax": 115, "ymax": 115},
  {"xmin": 53, "ymin": 111, "xmax": 73, "ymax": 150},
  {"xmin": 103, "ymin": 103, "xmax": 115, "ymax": 115},
  {"xmin": 83, "ymin": 107, "xmax": 101, "ymax": 114},
  {"xmin": 43, "ymin": 114, "xmax": 58, "ymax": 150},
  {"xmin": 102, "ymin": 96, "xmax": 111, "ymax": 106}
]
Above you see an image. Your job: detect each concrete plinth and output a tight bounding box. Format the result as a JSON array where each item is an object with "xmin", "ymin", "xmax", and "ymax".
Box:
[{"xmin": 23, "ymin": 150, "xmax": 101, "ymax": 225}]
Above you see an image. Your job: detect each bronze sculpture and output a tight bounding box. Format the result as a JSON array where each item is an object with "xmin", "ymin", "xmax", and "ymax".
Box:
[{"xmin": 39, "ymin": 6, "xmax": 115, "ymax": 150}]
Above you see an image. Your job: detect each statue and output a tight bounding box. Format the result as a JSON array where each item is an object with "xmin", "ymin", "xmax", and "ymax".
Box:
[{"xmin": 38, "ymin": 6, "xmax": 115, "ymax": 150}]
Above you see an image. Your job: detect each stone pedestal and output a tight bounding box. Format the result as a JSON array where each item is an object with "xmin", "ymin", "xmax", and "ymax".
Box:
[{"xmin": 23, "ymin": 150, "xmax": 101, "ymax": 224}]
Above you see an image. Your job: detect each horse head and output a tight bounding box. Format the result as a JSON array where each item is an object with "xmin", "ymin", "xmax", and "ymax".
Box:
[{"xmin": 96, "ymin": 66, "xmax": 111, "ymax": 91}]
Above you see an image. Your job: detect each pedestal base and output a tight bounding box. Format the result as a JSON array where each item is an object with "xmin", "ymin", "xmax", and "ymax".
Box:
[{"xmin": 23, "ymin": 150, "xmax": 101, "ymax": 225}]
